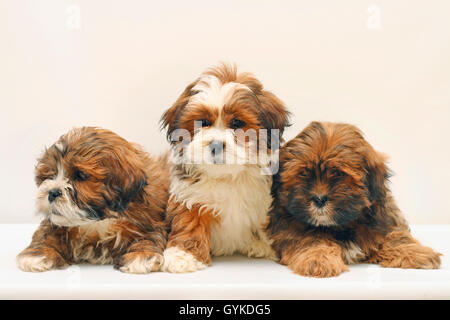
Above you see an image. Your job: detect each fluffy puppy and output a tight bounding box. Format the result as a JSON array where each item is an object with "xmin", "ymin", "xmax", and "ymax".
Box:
[
  {"xmin": 160, "ymin": 63, "xmax": 290, "ymax": 272},
  {"xmin": 267, "ymin": 121, "xmax": 441, "ymax": 277},
  {"xmin": 17, "ymin": 127, "xmax": 169, "ymax": 274}
]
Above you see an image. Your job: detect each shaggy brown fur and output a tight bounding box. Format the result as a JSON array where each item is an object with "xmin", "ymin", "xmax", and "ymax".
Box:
[
  {"xmin": 267, "ymin": 121, "xmax": 441, "ymax": 277},
  {"xmin": 17, "ymin": 127, "xmax": 170, "ymax": 273}
]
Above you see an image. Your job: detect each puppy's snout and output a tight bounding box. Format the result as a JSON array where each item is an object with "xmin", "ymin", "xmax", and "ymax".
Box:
[
  {"xmin": 209, "ymin": 140, "xmax": 225, "ymax": 156},
  {"xmin": 312, "ymin": 195, "xmax": 328, "ymax": 208},
  {"xmin": 48, "ymin": 189, "xmax": 62, "ymax": 202}
]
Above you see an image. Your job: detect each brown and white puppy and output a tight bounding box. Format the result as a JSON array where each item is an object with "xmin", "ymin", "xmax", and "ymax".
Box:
[
  {"xmin": 160, "ymin": 63, "xmax": 290, "ymax": 272},
  {"xmin": 267, "ymin": 121, "xmax": 441, "ymax": 277},
  {"xmin": 17, "ymin": 127, "xmax": 169, "ymax": 274}
]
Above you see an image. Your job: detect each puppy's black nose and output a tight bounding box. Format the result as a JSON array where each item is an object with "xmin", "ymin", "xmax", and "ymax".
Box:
[
  {"xmin": 209, "ymin": 140, "xmax": 224, "ymax": 156},
  {"xmin": 312, "ymin": 195, "xmax": 328, "ymax": 208},
  {"xmin": 48, "ymin": 189, "xmax": 62, "ymax": 202}
]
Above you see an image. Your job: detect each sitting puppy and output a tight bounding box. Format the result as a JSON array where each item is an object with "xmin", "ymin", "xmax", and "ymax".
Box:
[
  {"xmin": 160, "ymin": 63, "xmax": 290, "ymax": 272},
  {"xmin": 17, "ymin": 127, "xmax": 169, "ymax": 273},
  {"xmin": 267, "ymin": 121, "xmax": 441, "ymax": 277}
]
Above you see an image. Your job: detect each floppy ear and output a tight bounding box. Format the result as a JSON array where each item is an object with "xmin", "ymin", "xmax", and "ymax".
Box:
[
  {"xmin": 102, "ymin": 150, "xmax": 148, "ymax": 212},
  {"xmin": 270, "ymin": 162, "xmax": 283, "ymax": 197},
  {"xmin": 257, "ymin": 90, "xmax": 291, "ymax": 135},
  {"xmin": 364, "ymin": 149, "xmax": 390, "ymax": 203},
  {"xmin": 160, "ymin": 81, "xmax": 198, "ymax": 141},
  {"xmin": 256, "ymin": 91, "xmax": 291, "ymax": 151}
]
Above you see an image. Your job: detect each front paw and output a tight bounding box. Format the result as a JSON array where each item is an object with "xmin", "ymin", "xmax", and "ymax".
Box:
[
  {"xmin": 17, "ymin": 251, "xmax": 68, "ymax": 272},
  {"xmin": 162, "ymin": 247, "xmax": 207, "ymax": 273},
  {"xmin": 117, "ymin": 252, "xmax": 163, "ymax": 274},
  {"xmin": 288, "ymin": 249, "xmax": 348, "ymax": 278},
  {"xmin": 380, "ymin": 246, "xmax": 441, "ymax": 269},
  {"xmin": 245, "ymin": 240, "xmax": 279, "ymax": 261}
]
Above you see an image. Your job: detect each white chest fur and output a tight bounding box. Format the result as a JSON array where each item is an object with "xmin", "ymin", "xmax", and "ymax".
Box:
[{"xmin": 170, "ymin": 167, "xmax": 274, "ymax": 257}]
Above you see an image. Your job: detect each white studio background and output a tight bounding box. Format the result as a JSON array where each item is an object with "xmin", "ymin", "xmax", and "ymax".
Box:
[{"xmin": 1, "ymin": 0, "xmax": 449, "ymax": 224}]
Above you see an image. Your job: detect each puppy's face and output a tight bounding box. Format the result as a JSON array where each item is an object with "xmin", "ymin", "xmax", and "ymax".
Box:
[
  {"xmin": 35, "ymin": 127, "xmax": 147, "ymax": 227},
  {"xmin": 161, "ymin": 64, "xmax": 290, "ymax": 177},
  {"xmin": 277, "ymin": 122, "xmax": 388, "ymax": 227}
]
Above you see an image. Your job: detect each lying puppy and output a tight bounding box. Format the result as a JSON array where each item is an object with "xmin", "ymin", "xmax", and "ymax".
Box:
[
  {"xmin": 17, "ymin": 127, "xmax": 169, "ymax": 273},
  {"xmin": 160, "ymin": 63, "xmax": 290, "ymax": 272},
  {"xmin": 267, "ymin": 121, "xmax": 441, "ymax": 277}
]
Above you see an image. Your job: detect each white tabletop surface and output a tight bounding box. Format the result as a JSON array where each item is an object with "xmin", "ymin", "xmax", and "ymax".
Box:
[{"xmin": 1, "ymin": 224, "xmax": 449, "ymax": 299}]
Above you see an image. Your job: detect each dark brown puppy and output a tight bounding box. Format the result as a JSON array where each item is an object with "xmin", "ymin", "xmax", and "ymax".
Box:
[
  {"xmin": 267, "ymin": 121, "xmax": 441, "ymax": 277},
  {"xmin": 17, "ymin": 127, "xmax": 169, "ymax": 273}
]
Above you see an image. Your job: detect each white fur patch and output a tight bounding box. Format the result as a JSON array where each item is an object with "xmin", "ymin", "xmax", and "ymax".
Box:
[
  {"xmin": 243, "ymin": 238, "xmax": 279, "ymax": 261},
  {"xmin": 190, "ymin": 75, "xmax": 250, "ymax": 111},
  {"xmin": 342, "ymin": 241, "xmax": 366, "ymax": 264},
  {"xmin": 162, "ymin": 247, "xmax": 207, "ymax": 273},
  {"xmin": 170, "ymin": 165, "xmax": 274, "ymax": 258},
  {"xmin": 17, "ymin": 255, "xmax": 55, "ymax": 272},
  {"xmin": 119, "ymin": 256, "xmax": 162, "ymax": 274}
]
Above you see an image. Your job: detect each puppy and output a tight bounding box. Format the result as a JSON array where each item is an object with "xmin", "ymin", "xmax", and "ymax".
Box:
[
  {"xmin": 160, "ymin": 63, "xmax": 290, "ymax": 272},
  {"xmin": 17, "ymin": 127, "xmax": 169, "ymax": 273},
  {"xmin": 267, "ymin": 121, "xmax": 441, "ymax": 277}
]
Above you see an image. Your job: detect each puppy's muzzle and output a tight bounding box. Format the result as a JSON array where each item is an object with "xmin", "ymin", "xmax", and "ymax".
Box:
[
  {"xmin": 209, "ymin": 140, "xmax": 225, "ymax": 164},
  {"xmin": 312, "ymin": 195, "xmax": 328, "ymax": 208}
]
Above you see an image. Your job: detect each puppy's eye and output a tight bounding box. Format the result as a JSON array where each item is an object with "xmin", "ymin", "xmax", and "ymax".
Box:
[
  {"xmin": 198, "ymin": 119, "xmax": 212, "ymax": 127},
  {"xmin": 230, "ymin": 118, "xmax": 246, "ymax": 129},
  {"xmin": 298, "ymin": 170, "xmax": 308, "ymax": 177},
  {"xmin": 36, "ymin": 174, "xmax": 55, "ymax": 184},
  {"xmin": 41, "ymin": 173, "xmax": 56, "ymax": 180},
  {"xmin": 331, "ymin": 170, "xmax": 346, "ymax": 178},
  {"xmin": 74, "ymin": 170, "xmax": 89, "ymax": 181}
]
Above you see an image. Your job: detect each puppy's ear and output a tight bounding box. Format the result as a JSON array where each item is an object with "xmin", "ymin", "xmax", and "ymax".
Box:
[
  {"xmin": 270, "ymin": 163, "xmax": 283, "ymax": 198},
  {"xmin": 364, "ymin": 149, "xmax": 390, "ymax": 203},
  {"xmin": 103, "ymin": 149, "xmax": 148, "ymax": 212},
  {"xmin": 160, "ymin": 81, "xmax": 198, "ymax": 141},
  {"xmin": 257, "ymin": 91, "xmax": 291, "ymax": 135}
]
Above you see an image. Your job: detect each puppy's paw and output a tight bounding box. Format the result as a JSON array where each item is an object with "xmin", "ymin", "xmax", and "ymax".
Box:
[
  {"xmin": 378, "ymin": 230, "xmax": 442, "ymax": 269},
  {"xmin": 17, "ymin": 253, "xmax": 68, "ymax": 272},
  {"xmin": 244, "ymin": 240, "xmax": 279, "ymax": 261},
  {"xmin": 118, "ymin": 252, "xmax": 163, "ymax": 274},
  {"xmin": 289, "ymin": 248, "xmax": 348, "ymax": 278},
  {"xmin": 162, "ymin": 247, "xmax": 207, "ymax": 273},
  {"xmin": 380, "ymin": 246, "xmax": 441, "ymax": 269}
]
